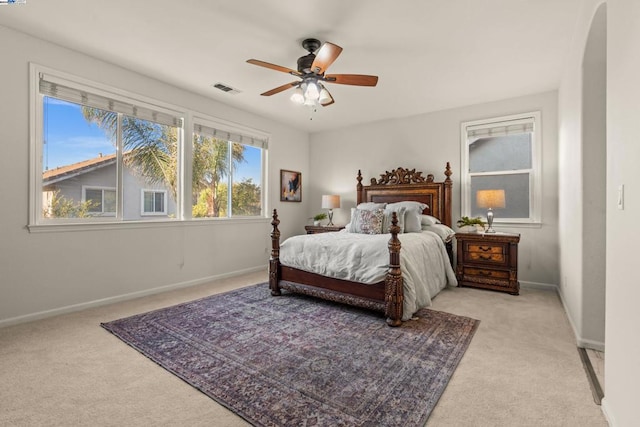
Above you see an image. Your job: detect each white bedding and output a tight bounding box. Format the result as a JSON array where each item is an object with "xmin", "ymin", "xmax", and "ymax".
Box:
[{"xmin": 279, "ymin": 230, "xmax": 458, "ymax": 320}]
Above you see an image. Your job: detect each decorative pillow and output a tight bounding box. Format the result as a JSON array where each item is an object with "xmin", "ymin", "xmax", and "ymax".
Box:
[
  {"xmin": 387, "ymin": 201, "xmax": 428, "ymax": 233},
  {"xmin": 349, "ymin": 208, "xmax": 385, "ymax": 234},
  {"xmin": 357, "ymin": 202, "xmax": 387, "ymax": 210},
  {"xmin": 382, "ymin": 206, "xmax": 406, "ymax": 234},
  {"xmin": 421, "ymin": 223, "xmax": 455, "ymax": 242},
  {"xmin": 420, "ymin": 214, "xmax": 441, "ymax": 226}
]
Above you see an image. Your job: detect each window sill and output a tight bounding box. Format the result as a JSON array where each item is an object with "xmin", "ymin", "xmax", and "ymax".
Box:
[
  {"xmin": 27, "ymin": 216, "xmax": 270, "ymax": 233},
  {"xmin": 491, "ymin": 221, "xmax": 542, "ymax": 229}
]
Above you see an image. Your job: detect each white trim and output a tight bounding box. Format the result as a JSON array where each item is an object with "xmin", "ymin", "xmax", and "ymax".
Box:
[
  {"xmin": 0, "ymin": 265, "xmax": 266, "ymax": 328},
  {"xmin": 520, "ymin": 280, "xmax": 557, "ymax": 291},
  {"xmin": 556, "ymin": 284, "xmax": 606, "ymax": 351},
  {"xmin": 601, "ymin": 398, "xmax": 616, "ymax": 427},
  {"xmin": 460, "ymin": 111, "xmax": 542, "ymax": 224},
  {"xmin": 27, "ymin": 216, "xmax": 270, "ymax": 233}
]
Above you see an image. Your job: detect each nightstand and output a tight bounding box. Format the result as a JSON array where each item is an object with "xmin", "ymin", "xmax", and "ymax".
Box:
[
  {"xmin": 304, "ymin": 225, "xmax": 345, "ymax": 234},
  {"xmin": 455, "ymin": 232, "xmax": 520, "ymax": 295}
]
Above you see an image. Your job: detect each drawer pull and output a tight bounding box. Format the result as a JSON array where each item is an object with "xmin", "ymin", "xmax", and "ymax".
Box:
[
  {"xmin": 478, "ymin": 271, "xmax": 492, "ymax": 276},
  {"xmin": 479, "ymin": 254, "xmax": 493, "ymax": 260},
  {"xmin": 479, "ymin": 246, "xmax": 492, "ymax": 251}
]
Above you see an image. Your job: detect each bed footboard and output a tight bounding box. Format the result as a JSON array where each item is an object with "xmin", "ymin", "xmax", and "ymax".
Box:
[{"xmin": 268, "ymin": 209, "xmax": 404, "ymax": 327}]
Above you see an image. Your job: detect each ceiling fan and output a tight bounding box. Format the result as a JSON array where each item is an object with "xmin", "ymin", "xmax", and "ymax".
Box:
[{"xmin": 247, "ymin": 38, "xmax": 378, "ymax": 108}]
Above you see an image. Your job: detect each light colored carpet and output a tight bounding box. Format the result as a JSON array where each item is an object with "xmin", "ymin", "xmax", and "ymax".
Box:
[{"xmin": 0, "ymin": 271, "xmax": 607, "ymax": 426}]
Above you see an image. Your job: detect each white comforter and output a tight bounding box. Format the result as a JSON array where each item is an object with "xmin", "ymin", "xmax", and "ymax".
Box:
[{"xmin": 279, "ymin": 230, "xmax": 458, "ymax": 320}]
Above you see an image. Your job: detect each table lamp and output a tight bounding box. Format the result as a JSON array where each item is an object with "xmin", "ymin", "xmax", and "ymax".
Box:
[
  {"xmin": 321, "ymin": 195, "xmax": 341, "ymax": 226},
  {"xmin": 476, "ymin": 189, "xmax": 505, "ymax": 233}
]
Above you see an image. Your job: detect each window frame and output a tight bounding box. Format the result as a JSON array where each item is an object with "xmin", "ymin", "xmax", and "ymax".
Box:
[
  {"xmin": 140, "ymin": 189, "xmax": 167, "ymax": 216},
  {"xmin": 28, "ymin": 63, "xmax": 270, "ymax": 232},
  {"xmin": 190, "ymin": 116, "xmax": 268, "ymax": 220},
  {"xmin": 460, "ymin": 111, "xmax": 542, "ymax": 226},
  {"xmin": 82, "ymin": 185, "xmax": 117, "ymax": 216}
]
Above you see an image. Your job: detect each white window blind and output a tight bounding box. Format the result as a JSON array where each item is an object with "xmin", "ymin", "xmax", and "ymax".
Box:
[
  {"xmin": 39, "ymin": 73, "xmax": 182, "ymax": 127},
  {"xmin": 194, "ymin": 123, "xmax": 268, "ymax": 149},
  {"xmin": 466, "ymin": 119, "xmax": 534, "ymax": 140}
]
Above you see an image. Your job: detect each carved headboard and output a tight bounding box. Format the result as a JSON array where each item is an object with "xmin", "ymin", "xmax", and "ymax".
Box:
[{"xmin": 356, "ymin": 163, "xmax": 453, "ymax": 227}]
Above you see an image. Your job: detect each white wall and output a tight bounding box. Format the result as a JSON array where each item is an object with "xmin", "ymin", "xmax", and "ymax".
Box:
[
  {"xmin": 604, "ymin": 1, "xmax": 640, "ymax": 425},
  {"xmin": 558, "ymin": 0, "xmax": 607, "ymax": 350},
  {"xmin": 0, "ymin": 25, "xmax": 309, "ymax": 325},
  {"xmin": 309, "ymin": 91, "xmax": 560, "ymax": 287}
]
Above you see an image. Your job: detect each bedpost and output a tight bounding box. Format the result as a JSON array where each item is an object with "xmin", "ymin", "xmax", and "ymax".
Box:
[
  {"xmin": 356, "ymin": 169, "xmax": 363, "ymax": 205},
  {"xmin": 385, "ymin": 212, "xmax": 403, "ymax": 327},
  {"xmin": 269, "ymin": 209, "xmax": 282, "ymax": 296},
  {"xmin": 443, "ymin": 162, "xmax": 453, "ymax": 227}
]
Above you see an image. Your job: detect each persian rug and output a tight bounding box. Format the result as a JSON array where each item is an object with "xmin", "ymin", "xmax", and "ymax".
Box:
[{"xmin": 101, "ymin": 283, "xmax": 479, "ymax": 427}]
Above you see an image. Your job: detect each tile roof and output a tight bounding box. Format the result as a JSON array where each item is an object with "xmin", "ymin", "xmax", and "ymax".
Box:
[{"xmin": 43, "ymin": 153, "xmax": 116, "ymax": 183}]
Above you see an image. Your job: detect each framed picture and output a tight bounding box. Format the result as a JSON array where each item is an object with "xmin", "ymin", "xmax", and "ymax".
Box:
[{"xmin": 280, "ymin": 169, "xmax": 301, "ymax": 202}]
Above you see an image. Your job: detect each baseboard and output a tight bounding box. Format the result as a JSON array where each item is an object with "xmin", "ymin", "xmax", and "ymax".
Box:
[
  {"xmin": 577, "ymin": 338, "xmax": 605, "ymax": 352},
  {"xmin": 555, "ymin": 286, "xmax": 606, "ymax": 351},
  {"xmin": 601, "ymin": 397, "xmax": 616, "ymax": 426},
  {"xmin": 520, "ymin": 280, "xmax": 558, "ymax": 291},
  {"xmin": 0, "ymin": 265, "xmax": 266, "ymax": 328}
]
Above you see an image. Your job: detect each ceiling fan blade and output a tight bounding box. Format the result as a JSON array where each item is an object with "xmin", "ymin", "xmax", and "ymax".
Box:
[
  {"xmin": 260, "ymin": 81, "xmax": 299, "ymax": 96},
  {"xmin": 325, "ymin": 74, "xmax": 379, "ymax": 86},
  {"xmin": 310, "ymin": 42, "xmax": 343, "ymax": 74},
  {"xmin": 247, "ymin": 59, "xmax": 302, "ymax": 77}
]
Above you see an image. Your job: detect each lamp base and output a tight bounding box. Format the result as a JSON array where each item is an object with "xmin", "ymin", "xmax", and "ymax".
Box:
[
  {"xmin": 485, "ymin": 208, "xmax": 496, "ymax": 233},
  {"xmin": 327, "ymin": 209, "xmax": 334, "ymax": 226}
]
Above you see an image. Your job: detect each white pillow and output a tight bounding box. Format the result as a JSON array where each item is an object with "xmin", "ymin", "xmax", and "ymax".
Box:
[
  {"xmin": 357, "ymin": 202, "xmax": 387, "ymax": 210},
  {"xmin": 421, "ymin": 223, "xmax": 455, "ymax": 242},
  {"xmin": 349, "ymin": 208, "xmax": 385, "ymax": 234},
  {"xmin": 382, "ymin": 206, "xmax": 406, "ymax": 234},
  {"xmin": 387, "ymin": 201, "xmax": 428, "ymax": 233},
  {"xmin": 420, "ymin": 214, "xmax": 441, "ymax": 226}
]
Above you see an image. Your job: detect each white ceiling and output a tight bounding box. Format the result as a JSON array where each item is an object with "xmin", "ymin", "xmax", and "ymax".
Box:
[{"xmin": 0, "ymin": 0, "xmax": 581, "ymax": 133}]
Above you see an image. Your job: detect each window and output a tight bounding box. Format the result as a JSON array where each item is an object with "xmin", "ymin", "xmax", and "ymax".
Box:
[
  {"xmin": 31, "ymin": 65, "xmax": 268, "ymax": 228},
  {"xmin": 460, "ymin": 112, "xmax": 541, "ymax": 224},
  {"xmin": 84, "ymin": 187, "xmax": 116, "ymax": 215},
  {"xmin": 142, "ymin": 190, "xmax": 167, "ymax": 215},
  {"xmin": 191, "ymin": 122, "xmax": 266, "ymax": 218}
]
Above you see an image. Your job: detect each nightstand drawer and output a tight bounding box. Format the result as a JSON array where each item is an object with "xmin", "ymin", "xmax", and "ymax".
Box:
[
  {"xmin": 463, "ymin": 267, "xmax": 510, "ymax": 280},
  {"xmin": 466, "ymin": 251, "xmax": 505, "ymax": 263},
  {"xmin": 467, "ymin": 243, "xmax": 505, "ymax": 254}
]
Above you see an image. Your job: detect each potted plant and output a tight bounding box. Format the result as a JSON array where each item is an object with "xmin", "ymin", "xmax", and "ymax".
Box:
[
  {"xmin": 311, "ymin": 212, "xmax": 327, "ymax": 226},
  {"xmin": 456, "ymin": 216, "xmax": 486, "ymax": 233}
]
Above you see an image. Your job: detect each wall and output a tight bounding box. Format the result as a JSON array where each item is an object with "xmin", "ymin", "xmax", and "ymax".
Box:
[
  {"xmin": 0, "ymin": 25, "xmax": 309, "ymax": 325},
  {"xmin": 604, "ymin": 1, "xmax": 640, "ymax": 425},
  {"xmin": 309, "ymin": 91, "xmax": 559, "ymax": 288},
  {"xmin": 558, "ymin": 0, "xmax": 607, "ymax": 350}
]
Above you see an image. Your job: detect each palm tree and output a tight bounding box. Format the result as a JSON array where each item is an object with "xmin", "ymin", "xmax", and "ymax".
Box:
[
  {"xmin": 82, "ymin": 108, "xmax": 245, "ymax": 216},
  {"xmin": 192, "ymin": 135, "xmax": 245, "ymax": 217}
]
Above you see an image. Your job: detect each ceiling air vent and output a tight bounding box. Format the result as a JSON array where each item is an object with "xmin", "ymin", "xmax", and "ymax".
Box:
[{"xmin": 212, "ymin": 82, "xmax": 241, "ymax": 95}]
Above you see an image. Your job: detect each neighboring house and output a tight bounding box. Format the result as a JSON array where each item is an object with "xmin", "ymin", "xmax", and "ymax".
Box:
[{"xmin": 42, "ymin": 153, "xmax": 176, "ymax": 220}]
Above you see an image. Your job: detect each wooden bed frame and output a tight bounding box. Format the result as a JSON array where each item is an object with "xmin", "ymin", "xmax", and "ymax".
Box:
[{"xmin": 269, "ymin": 163, "xmax": 453, "ymax": 327}]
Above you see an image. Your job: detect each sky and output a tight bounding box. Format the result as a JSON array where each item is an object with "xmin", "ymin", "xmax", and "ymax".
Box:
[{"xmin": 43, "ymin": 97, "xmax": 262, "ymax": 184}]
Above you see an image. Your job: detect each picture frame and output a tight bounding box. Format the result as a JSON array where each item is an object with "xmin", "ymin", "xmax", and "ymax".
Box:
[{"xmin": 280, "ymin": 169, "xmax": 301, "ymax": 202}]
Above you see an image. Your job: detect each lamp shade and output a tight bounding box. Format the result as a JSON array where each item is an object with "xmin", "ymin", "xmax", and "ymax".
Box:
[
  {"xmin": 476, "ymin": 189, "xmax": 506, "ymax": 209},
  {"xmin": 321, "ymin": 195, "xmax": 341, "ymax": 209}
]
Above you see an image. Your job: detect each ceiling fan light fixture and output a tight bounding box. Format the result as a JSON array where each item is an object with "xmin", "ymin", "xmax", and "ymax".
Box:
[
  {"xmin": 318, "ymin": 85, "xmax": 331, "ymax": 104},
  {"xmin": 304, "ymin": 81, "xmax": 320, "ymax": 101},
  {"xmin": 290, "ymin": 87, "xmax": 304, "ymax": 104}
]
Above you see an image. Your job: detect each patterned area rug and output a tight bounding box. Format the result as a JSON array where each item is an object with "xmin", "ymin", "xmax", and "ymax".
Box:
[{"xmin": 101, "ymin": 283, "xmax": 479, "ymax": 426}]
